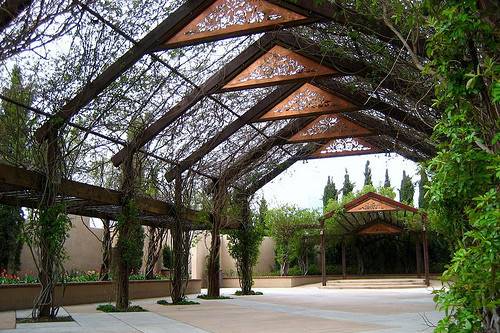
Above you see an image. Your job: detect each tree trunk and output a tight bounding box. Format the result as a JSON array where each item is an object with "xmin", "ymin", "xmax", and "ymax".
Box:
[
  {"xmin": 99, "ymin": 219, "xmax": 112, "ymax": 281},
  {"xmin": 207, "ymin": 227, "xmax": 221, "ymax": 297},
  {"xmin": 37, "ymin": 131, "xmax": 58, "ymax": 319},
  {"xmin": 144, "ymin": 227, "xmax": 166, "ymax": 280},
  {"xmin": 115, "ymin": 153, "xmax": 135, "ymax": 311},
  {"xmin": 239, "ymin": 198, "xmax": 253, "ymax": 294}
]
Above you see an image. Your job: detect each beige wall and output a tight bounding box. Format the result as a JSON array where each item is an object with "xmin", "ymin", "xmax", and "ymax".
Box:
[
  {"xmin": 191, "ymin": 233, "xmax": 276, "ymax": 282},
  {"xmin": 19, "ymin": 215, "xmax": 103, "ymax": 275}
]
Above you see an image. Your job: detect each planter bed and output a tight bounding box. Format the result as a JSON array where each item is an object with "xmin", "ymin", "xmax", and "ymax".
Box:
[{"xmin": 0, "ymin": 279, "xmax": 201, "ymax": 311}]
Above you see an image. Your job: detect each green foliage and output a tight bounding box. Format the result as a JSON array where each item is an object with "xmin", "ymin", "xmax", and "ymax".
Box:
[
  {"xmin": 399, "ymin": 171, "xmax": 415, "ymax": 205},
  {"xmin": 378, "ymin": 186, "xmax": 396, "ymax": 199},
  {"xmin": 162, "ymin": 246, "xmax": 173, "ymax": 269},
  {"xmin": 23, "ymin": 204, "xmax": 72, "ymax": 277},
  {"xmin": 96, "ymin": 304, "xmax": 146, "ymax": 312},
  {"xmin": 384, "ymin": 168, "xmax": 391, "ymax": 188},
  {"xmin": 341, "ymin": 169, "xmax": 355, "ymax": 196},
  {"xmin": 226, "ymin": 214, "xmax": 265, "ymax": 291},
  {"xmin": 418, "ymin": 167, "xmax": 429, "ymax": 209},
  {"xmin": 197, "ymin": 294, "xmax": 232, "ymax": 300},
  {"xmin": 363, "ymin": 161, "xmax": 372, "ymax": 186},
  {"xmin": 116, "ymin": 200, "xmax": 144, "ymax": 273},
  {"xmin": 0, "ymin": 205, "xmax": 23, "ymax": 273},
  {"xmin": 157, "ymin": 299, "xmax": 199, "ymax": 305},
  {"xmin": 422, "ymin": 0, "xmax": 499, "ymax": 330},
  {"xmin": 234, "ymin": 290, "xmax": 263, "ymax": 296},
  {"xmin": 266, "ymin": 205, "xmax": 319, "ymax": 275},
  {"xmin": 258, "ymin": 197, "xmax": 268, "ymax": 226},
  {"xmin": 0, "ymin": 65, "xmax": 35, "ymax": 166},
  {"xmin": 322, "ymin": 176, "xmax": 338, "ymax": 209}
]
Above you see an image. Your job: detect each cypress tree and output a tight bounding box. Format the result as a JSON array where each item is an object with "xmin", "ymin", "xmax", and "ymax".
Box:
[
  {"xmin": 399, "ymin": 171, "xmax": 415, "ymax": 205},
  {"xmin": 363, "ymin": 161, "xmax": 372, "ymax": 186},
  {"xmin": 384, "ymin": 168, "xmax": 391, "ymax": 187},
  {"xmin": 418, "ymin": 168, "xmax": 429, "ymax": 209},
  {"xmin": 322, "ymin": 176, "xmax": 338, "ymax": 207},
  {"xmin": 342, "ymin": 169, "xmax": 355, "ymax": 196}
]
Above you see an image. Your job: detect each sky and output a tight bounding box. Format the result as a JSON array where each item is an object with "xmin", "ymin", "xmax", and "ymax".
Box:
[{"xmin": 257, "ymin": 152, "xmax": 421, "ymax": 210}]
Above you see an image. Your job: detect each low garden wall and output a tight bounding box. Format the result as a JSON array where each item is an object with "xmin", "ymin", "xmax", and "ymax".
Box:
[
  {"xmin": 211, "ymin": 274, "xmax": 443, "ymax": 289},
  {"xmin": 0, "ymin": 279, "xmax": 201, "ymax": 311}
]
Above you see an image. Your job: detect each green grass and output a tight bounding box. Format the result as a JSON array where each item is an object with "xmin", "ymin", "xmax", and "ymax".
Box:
[
  {"xmin": 234, "ymin": 290, "xmax": 263, "ymax": 296},
  {"xmin": 156, "ymin": 299, "xmax": 199, "ymax": 305},
  {"xmin": 96, "ymin": 304, "xmax": 147, "ymax": 312},
  {"xmin": 197, "ymin": 294, "xmax": 232, "ymax": 300},
  {"xmin": 16, "ymin": 316, "xmax": 73, "ymax": 323}
]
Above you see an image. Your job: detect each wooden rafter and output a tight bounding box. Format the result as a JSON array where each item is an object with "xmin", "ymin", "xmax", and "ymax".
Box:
[
  {"xmin": 163, "ymin": 0, "xmax": 311, "ymax": 48},
  {"xmin": 164, "ymin": 83, "xmax": 302, "ymax": 181},
  {"xmin": 219, "ymin": 117, "xmax": 314, "ymax": 183},
  {"xmin": 356, "ymin": 221, "xmax": 403, "ymax": 235},
  {"xmin": 244, "ymin": 142, "xmax": 319, "ymax": 194},
  {"xmin": 255, "ymin": 83, "xmax": 357, "ymax": 121},
  {"xmin": 288, "ymin": 114, "xmax": 372, "ymax": 143},
  {"xmin": 34, "ymin": 0, "xmax": 215, "ymax": 142},
  {"xmin": 222, "ymin": 45, "xmax": 337, "ymax": 91}
]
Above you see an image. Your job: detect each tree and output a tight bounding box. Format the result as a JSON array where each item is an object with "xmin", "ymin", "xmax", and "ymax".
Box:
[
  {"xmin": 258, "ymin": 196, "xmax": 268, "ymax": 226},
  {"xmin": 0, "ymin": 205, "xmax": 23, "ymax": 273},
  {"xmin": 266, "ymin": 206, "xmax": 316, "ymax": 276},
  {"xmin": 322, "ymin": 176, "xmax": 338, "ymax": 209},
  {"xmin": 341, "ymin": 169, "xmax": 355, "ymax": 197},
  {"xmin": 363, "ymin": 161, "xmax": 372, "ymax": 186},
  {"xmin": 227, "ymin": 201, "xmax": 264, "ymax": 295},
  {"xmin": 417, "ymin": 168, "xmax": 429, "ymax": 210},
  {"xmin": 0, "ymin": 65, "xmax": 34, "ymax": 167},
  {"xmin": 384, "ymin": 169, "xmax": 391, "ymax": 188},
  {"xmin": 399, "ymin": 171, "xmax": 414, "ymax": 205}
]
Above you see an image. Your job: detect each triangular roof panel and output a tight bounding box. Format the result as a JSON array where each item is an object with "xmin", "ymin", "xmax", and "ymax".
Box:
[
  {"xmin": 310, "ymin": 137, "xmax": 382, "ymax": 158},
  {"xmin": 289, "ymin": 114, "xmax": 371, "ymax": 142},
  {"xmin": 223, "ymin": 45, "xmax": 336, "ymax": 90},
  {"xmin": 357, "ymin": 222, "xmax": 403, "ymax": 235},
  {"xmin": 165, "ymin": 0, "xmax": 307, "ymax": 47},
  {"xmin": 257, "ymin": 83, "xmax": 356, "ymax": 121}
]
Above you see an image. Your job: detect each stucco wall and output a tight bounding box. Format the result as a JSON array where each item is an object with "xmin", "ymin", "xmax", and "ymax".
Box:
[
  {"xmin": 191, "ymin": 233, "xmax": 276, "ymax": 282},
  {"xmin": 19, "ymin": 215, "xmax": 103, "ymax": 275}
]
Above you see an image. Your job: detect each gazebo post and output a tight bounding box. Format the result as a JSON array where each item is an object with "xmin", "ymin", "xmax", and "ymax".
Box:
[
  {"xmin": 341, "ymin": 238, "xmax": 347, "ymax": 279},
  {"xmin": 422, "ymin": 225, "xmax": 430, "ymax": 286},
  {"xmin": 320, "ymin": 221, "xmax": 326, "ymax": 286},
  {"xmin": 415, "ymin": 232, "xmax": 422, "ymax": 277}
]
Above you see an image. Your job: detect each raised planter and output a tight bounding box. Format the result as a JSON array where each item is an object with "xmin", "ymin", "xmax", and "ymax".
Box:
[{"xmin": 0, "ymin": 279, "xmax": 201, "ymax": 311}]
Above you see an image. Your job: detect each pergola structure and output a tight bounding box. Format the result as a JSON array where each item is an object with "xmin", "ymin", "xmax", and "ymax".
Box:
[
  {"xmin": 0, "ymin": 0, "xmax": 437, "ymax": 300},
  {"xmin": 319, "ymin": 192, "xmax": 430, "ymax": 287}
]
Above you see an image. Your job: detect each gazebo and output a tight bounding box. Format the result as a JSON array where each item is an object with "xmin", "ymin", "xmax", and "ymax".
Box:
[{"xmin": 319, "ymin": 192, "xmax": 430, "ymax": 287}]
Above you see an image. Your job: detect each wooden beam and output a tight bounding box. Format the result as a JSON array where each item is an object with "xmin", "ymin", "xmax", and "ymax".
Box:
[
  {"xmin": 165, "ymin": 83, "xmax": 302, "ymax": 181},
  {"xmin": 244, "ymin": 142, "xmax": 320, "ymax": 194},
  {"xmin": 274, "ymin": 32, "xmax": 432, "ymax": 103},
  {"xmin": 112, "ymin": 33, "xmax": 277, "ymax": 167},
  {"xmin": 316, "ymin": 79, "xmax": 435, "ymax": 136},
  {"xmin": 268, "ymin": 0, "xmax": 426, "ymax": 57},
  {"xmin": 344, "ymin": 112, "xmax": 436, "ymax": 157},
  {"xmin": 220, "ymin": 117, "xmax": 315, "ymax": 184},
  {"xmin": 0, "ymin": 0, "xmax": 32, "ymax": 32},
  {"xmin": 35, "ymin": 0, "xmax": 215, "ymax": 142}
]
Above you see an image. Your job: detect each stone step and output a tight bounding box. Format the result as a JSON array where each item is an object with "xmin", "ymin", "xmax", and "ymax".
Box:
[
  {"xmin": 327, "ymin": 279, "xmax": 425, "ymax": 284},
  {"xmin": 323, "ymin": 278, "xmax": 427, "ymax": 289},
  {"xmin": 321, "ymin": 283, "xmax": 426, "ymax": 289}
]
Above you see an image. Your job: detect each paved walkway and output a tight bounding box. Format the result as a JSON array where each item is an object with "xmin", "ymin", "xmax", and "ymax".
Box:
[{"xmin": 0, "ymin": 285, "xmax": 442, "ymax": 332}]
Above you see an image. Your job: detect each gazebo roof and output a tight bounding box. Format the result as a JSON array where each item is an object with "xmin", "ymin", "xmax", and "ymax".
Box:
[{"xmin": 322, "ymin": 192, "xmax": 424, "ymax": 235}]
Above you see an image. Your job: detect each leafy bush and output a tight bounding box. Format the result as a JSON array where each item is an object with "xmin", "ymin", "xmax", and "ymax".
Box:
[
  {"xmin": 234, "ymin": 290, "xmax": 263, "ymax": 296},
  {"xmin": 197, "ymin": 294, "xmax": 232, "ymax": 300},
  {"xmin": 162, "ymin": 246, "xmax": 172, "ymax": 269},
  {"xmin": 156, "ymin": 299, "xmax": 199, "ymax": 305},
  {"xmin": 96, "ymin": 304, "xmax": 146, "ymax": 312}
]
